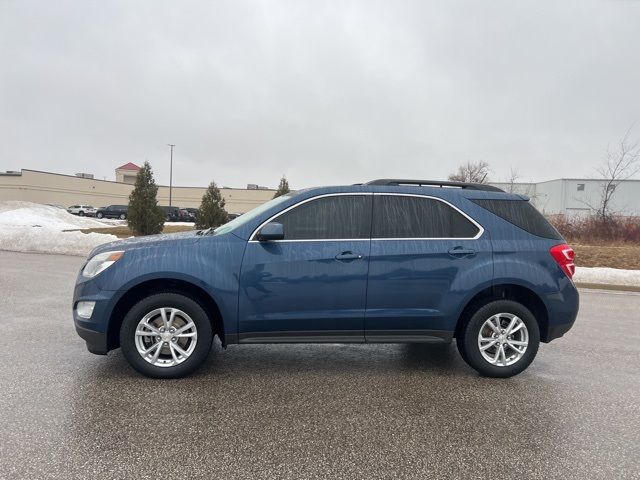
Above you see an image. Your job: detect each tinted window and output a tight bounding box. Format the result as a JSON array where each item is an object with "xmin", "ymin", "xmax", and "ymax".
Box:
[
  {"xmin": 372, "ymin": 195, "xmax": 480, "ymax": 238},
  {"xmin": 472, "ymin": 199, "xmax": 562, "ymax": 240},
  {"xmin": 274, "ymin": 195, "xmax": 372, "ymax": 240}
]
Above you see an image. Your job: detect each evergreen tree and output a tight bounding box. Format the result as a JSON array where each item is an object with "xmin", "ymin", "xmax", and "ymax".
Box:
[
  {"xmin": 273, "ymin": 176, "xmax": 291, "ymax": 198},
  {"xmin": 195, "ymin": 181, "xmax": 229, "ymax": 229},
  {"xmin": 127, "ymin": 161, "xmax": 164, "ymax": 236}
]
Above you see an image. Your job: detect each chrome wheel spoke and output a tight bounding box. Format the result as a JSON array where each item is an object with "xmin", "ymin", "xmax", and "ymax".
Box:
[
  {"xmin": 480, "ymin": 339, "xmax": 497, "ymax": 351},
  {"xmin": 169, "ymin": 343, "xmax": 179, "ymax": 364},
  {"xmin": 160, "ymin": 308, "xmax": 170, "ymax": 329},
  {"xmin": 172, "ymin": 342, "xmax": 189, "ymax": 358},
  {"xmin": 175, "ymin": 332, "xmax": 197, "ymax": 338},
  {"xmin": 174, "ymin": 322, "xmax": 195, "ymax": 335},
  {"xmin": 150, "ymin": 342, "xmax": 163, "ymax": 363},
  {"xmin": 509, "ymin": 322, "xmax": 525, "ymax": 335},
  {"xmin": 143, "ymin": 341, "xmax": 161, "ymax": 355}
]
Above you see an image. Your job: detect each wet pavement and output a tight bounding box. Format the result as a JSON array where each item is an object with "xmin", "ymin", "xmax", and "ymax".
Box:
[{"xmin": 1, "ymin": 250, "xmax": 639, "ymax": 479}]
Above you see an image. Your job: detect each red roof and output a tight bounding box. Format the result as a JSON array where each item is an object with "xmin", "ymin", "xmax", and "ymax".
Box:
[{"xmin": 116, "ymin": 162, "xmax": 141, "ymax": 171}]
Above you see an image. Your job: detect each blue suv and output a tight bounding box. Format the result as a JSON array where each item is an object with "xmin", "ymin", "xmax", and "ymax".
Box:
[{"xmin": 73, "ymin": 179, "xmax": 579, "ymax": 378}]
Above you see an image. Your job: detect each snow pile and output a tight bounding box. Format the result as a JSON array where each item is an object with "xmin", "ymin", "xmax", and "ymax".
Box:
[
  {"xmin": 0, "ymin": 201, "xmax": 117, "ymax": 256},
  {"xmin": 0, "ymin": 201, "xmax": 107, "ymax": 229},
  {"xmin": 574, "ymin": 267, "xmax": 640, "ymax": 287}
]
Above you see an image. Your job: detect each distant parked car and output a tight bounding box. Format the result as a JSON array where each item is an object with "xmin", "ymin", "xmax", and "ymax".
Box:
[
  {"xmin": 159, "ymin": 206, "xmax": 182, "ymax": 222},
  {"xmin": 184, "ymin": 208, "xmax": 199, "ymax": 222},
  {"xmin": 95, "ymin": 205, "xmax": 128, "ymax": 220},
  {"xmin": 67, "ymin": 205, "xmax": 96, "ymax": 217},
  {"xmin": 179, "ymin": 209, "xmax": 194, "ymax": 222}
]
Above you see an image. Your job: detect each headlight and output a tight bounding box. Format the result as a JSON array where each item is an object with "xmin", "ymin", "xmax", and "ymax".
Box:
[{"xmin": 82, "ymin": 251, "xmax": 124, "ymax": 278}]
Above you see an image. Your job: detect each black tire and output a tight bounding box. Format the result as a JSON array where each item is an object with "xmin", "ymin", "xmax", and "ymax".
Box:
[
  {"xmin": 119, "ymin": 213, "xmax": 126, "ymax": 220},
  {"xmin": 120, "ymin": 292, "xmax": 213, "ymax": 378},
  {"xmin": 96, "ymin": 212, "xmax": 103, "ymax": 219},
  {"xmin": 456, "ymin": 300, "xmax": 540, "ymax": 378},
  {"xmin": 78, "ymin": 211, "xmax": 85, "ymax": 216}
]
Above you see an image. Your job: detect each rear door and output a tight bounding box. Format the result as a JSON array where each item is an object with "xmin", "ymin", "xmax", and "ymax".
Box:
[
  {"xmin": 238, "ymin": 193, "xmax": 372, "ymax": 342},
  {"xmin": 365, "ymin": 193, "xmax": 492, "ymax": 342}
]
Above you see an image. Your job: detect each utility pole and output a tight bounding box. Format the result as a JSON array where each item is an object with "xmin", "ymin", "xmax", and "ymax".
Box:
[{"xmin": 167, "ymin": 144, "xmax": 175, "ymax": 206}]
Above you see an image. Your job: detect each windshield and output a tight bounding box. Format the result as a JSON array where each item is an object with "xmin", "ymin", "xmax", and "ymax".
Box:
[{"xmin": 212, "ymin": 193, "xmax": 295, "ymax": 236}]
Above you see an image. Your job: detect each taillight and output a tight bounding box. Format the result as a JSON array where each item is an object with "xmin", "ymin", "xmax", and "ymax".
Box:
[{"xmin": 549, "ymin": 244, "xmax": 575, "ymax": 279}]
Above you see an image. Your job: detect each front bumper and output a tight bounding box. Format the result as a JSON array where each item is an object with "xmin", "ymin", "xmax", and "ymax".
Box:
[{"xmin": 73, "ymin": 277, "xmax": 117, "ymax": 355}]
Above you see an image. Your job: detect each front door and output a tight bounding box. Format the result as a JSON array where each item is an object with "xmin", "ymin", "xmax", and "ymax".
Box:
[{"xmin": 238, "ymin": 194, "xmax": 372, "ymax": 342}]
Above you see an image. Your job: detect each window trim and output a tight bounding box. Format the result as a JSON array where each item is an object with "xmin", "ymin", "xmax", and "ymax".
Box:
[
  {"xmin": 371, "ymin": 193, "xmax": 484, "ymax": 241},
  {"xmin": 249, "ymin": 192, "xmax": 484, "ymax": 242}
]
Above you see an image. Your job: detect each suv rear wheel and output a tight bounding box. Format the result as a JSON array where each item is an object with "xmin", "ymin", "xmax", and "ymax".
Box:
[
  {"xmin": 457, "ymin": 300, "xmax": 540, "ymax": 378},
  {"xmin": 120, "ymin": 293, "xmax": 213, "ymax": 378}
]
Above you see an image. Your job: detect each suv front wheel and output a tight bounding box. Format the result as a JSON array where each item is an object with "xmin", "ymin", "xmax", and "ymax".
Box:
[
  {"xmin": 457, "ymin": 300, "xmax": 540, "ymax": 378},
  {"xmin": 120, "ymin": 293, "xmax": 213, "ymax": 378}
]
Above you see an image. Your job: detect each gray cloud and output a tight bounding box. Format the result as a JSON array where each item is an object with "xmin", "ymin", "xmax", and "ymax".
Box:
[{"xmin": 1, "ymin": 0, "xmax": 639, "ymax": 189}]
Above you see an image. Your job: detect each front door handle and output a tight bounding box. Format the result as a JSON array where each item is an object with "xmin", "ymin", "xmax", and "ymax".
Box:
[
  {"xmin": 335, "ymin": 251, "xmax": 363, "ymax": 262},
  {"xmin": 448, "ymin": 246, "xmax": 476, "ymax": 258}
]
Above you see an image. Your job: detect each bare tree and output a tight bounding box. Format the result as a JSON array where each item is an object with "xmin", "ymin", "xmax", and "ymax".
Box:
[
  {"xmin": 448, "ymin": 161, "xmax": 490, "ymax": 183},
  {"xmin": 505, "ymin": 167, "xmax": 520, "ymax": 193},
  {"xmin": 591, "ymin": 126, "xmax": 640, "ymax": 222}
]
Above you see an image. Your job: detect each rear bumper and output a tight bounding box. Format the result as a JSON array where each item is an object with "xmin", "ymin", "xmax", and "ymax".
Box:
[{"xmin": 542, "ymin": 281, "xmax": 580, "ymax": 342}]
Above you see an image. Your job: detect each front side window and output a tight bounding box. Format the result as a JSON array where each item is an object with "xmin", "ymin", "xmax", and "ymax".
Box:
[
  {"xmin": 273, "ymin": 195, "xmax": 372, "ymax": 240},
  {"xmin": 372, "ymin": 195, "xmax": 480, "ymax": 239}
]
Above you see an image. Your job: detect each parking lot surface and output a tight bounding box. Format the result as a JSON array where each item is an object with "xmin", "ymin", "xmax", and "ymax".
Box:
[{"xmin": 1, "ymin": 251, "xmax": 638, "ymax": 479}]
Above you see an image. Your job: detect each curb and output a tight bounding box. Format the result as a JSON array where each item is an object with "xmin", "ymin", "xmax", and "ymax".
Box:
[{"xmin": 575, "ymin": 282, "xmax": 640, "ymax": 293}]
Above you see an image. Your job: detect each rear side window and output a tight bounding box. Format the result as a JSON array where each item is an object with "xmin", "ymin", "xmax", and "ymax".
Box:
[
  {"xmin": 275, "ymin": 195, "xmax": 372, "ymax": 240},
  {"xmin": 372, "ymin": 195, "xmax": 480, "ymax": 239},
  {"xmin": 472, "ymin": 199, "xmax": 562, "ymax": 240}
]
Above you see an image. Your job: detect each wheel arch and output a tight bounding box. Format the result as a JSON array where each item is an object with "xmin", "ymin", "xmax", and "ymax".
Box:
[
  {"xmin": 107, "ymin": 278, "xmax": 225, "ymax": 351},
  {"xmin": 454, "ymin": 283, "xmax": 550, "ymax": 342}
]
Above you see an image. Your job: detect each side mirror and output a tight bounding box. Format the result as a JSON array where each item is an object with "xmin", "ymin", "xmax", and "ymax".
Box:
[{"xmin": 257, "ymin": 222, "xmax": 284, "ymax": 241}]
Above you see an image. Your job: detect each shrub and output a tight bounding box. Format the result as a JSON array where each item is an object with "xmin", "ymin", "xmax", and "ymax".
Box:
[
  {"xmin": 548, "ymin": 215, "xmax": 640, "ymax": 244},
  {"xmin": 127, "ymin": 161, "xmax": 164, "ymax": 236},
  {"xmin": 195, "ymin": 181, "xmax": 228, "ymax": 229},
  {"xmin": 273, "ymin": 176, "xmax": 291, "ymax": 198}
]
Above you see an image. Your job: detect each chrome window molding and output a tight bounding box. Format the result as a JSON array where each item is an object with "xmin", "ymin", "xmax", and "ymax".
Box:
[{"xmin": 248, "ymin": 192, "xmax": 484, "ymax": 243}]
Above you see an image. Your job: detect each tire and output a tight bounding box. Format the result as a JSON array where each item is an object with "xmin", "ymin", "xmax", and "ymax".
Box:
[
  {"xmin": 97, "ymin": 212, "xmax": 103, "ymax": 219},
  {"xmin": 79, "ymin": 211, "xmax": 85, "ymax": 216},
  {"xmin": 120, "ymin": 293, "xmax": 214, "ymax": 378},
  {"xmin": 456, "ymin": 300, "xmax": 540, "ymax": 378},
  {"xmin": 119, "ymin": 213, "xmax": 126, "ymax": 220}
]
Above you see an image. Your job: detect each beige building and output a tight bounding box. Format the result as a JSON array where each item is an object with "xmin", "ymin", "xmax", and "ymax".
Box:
[{"xmin": 0, "ymin": 167, "xmax": 275, "ymax": 214}]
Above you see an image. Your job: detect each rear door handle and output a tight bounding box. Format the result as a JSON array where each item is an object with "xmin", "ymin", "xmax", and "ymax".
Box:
[
  {"xmin": 335, "ymin": 251, "xmax": 363, "ymax": 262},
  {"xmin": 448, "ymin": 247, "xmax": 476, "ymax": 258}
]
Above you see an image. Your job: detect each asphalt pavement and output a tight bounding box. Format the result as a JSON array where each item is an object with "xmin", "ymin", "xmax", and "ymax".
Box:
[{"xmin": 1, "ymin": 251, "xmax": 638, "ymax": 479}]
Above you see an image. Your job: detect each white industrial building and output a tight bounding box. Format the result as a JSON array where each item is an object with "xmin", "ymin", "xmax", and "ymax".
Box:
[{"xmin": 490, "ymin": 178, "xmax": 640, "ymax": 217}]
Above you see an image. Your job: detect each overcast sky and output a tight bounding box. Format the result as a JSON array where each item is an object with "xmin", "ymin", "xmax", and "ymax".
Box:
[{"xmin": 1, "ymin": 0, "xmax": 639, "ymax": 189}]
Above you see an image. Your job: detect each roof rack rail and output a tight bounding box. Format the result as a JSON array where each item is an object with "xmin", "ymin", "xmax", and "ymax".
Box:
[{"xmin": 365, "ymin": 179, "xmax": 504, "ymax": 192}]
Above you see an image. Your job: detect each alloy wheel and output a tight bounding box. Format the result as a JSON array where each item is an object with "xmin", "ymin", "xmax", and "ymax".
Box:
[
  {"xmin": 134, "ymin": 307, "xmax": 198, "ymax": 368},
  {"xmin": 477, "ymin": 313, "xmax": 529, "ymax": 367}
]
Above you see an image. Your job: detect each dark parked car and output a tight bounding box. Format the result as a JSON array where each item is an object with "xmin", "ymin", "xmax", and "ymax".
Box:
[
  {"xmin": 95, "ymin": 205, "xmax": 128, "ymax": 220},
  {"xmin": 159, "ymin": 206, "xmax": 181, "ymax": 222},
  {"xmin": 183, "ymin": 208, "xmax": 199, "ymax": 222},
  {"xmin": 73, "ymin": 179, "xmax": 578, "ymax": 379}
]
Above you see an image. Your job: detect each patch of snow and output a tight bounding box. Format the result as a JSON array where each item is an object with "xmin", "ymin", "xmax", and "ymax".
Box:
[
  {"xmin": 574, "ymin": 267, "xmax": 640, "ymax": 287},
  {"xmin": 0, "ymin": 201, "xmax": 109, "ymax": 229},
  {"xmin": 0, "ymin": 201, "xmax": 117, "ymax": 256}
]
